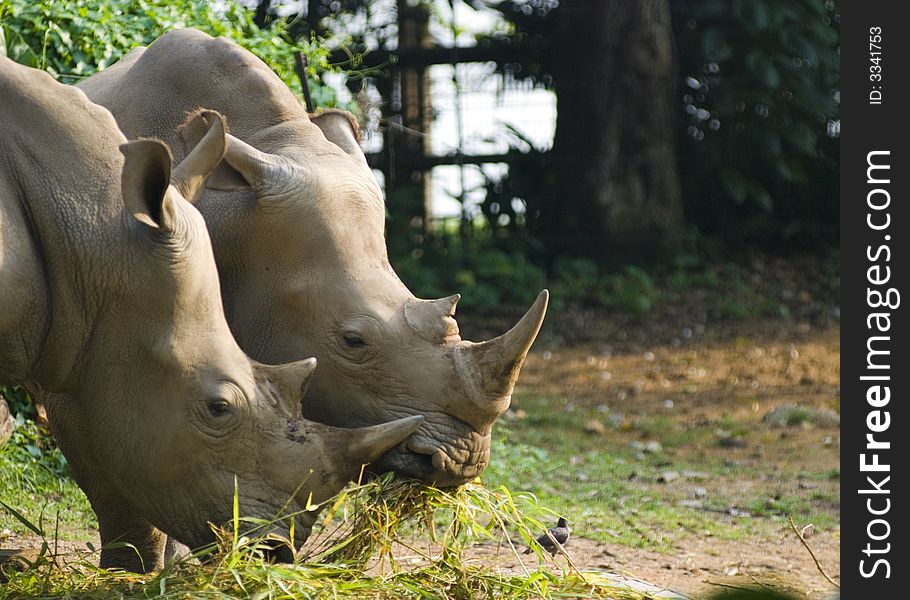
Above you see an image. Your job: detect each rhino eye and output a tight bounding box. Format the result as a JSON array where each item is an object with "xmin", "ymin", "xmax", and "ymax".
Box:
[
  {"xmin": 207, "ymin": 398, "xmax": 232, "ymax": 418},
  {"xmin": 343, "ymin": 333, "xmax": 366, "ymax": 348}
]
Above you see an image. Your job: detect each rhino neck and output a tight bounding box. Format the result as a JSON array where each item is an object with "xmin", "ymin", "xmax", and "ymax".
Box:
[{"xmin": 11, "ymin": 182, "xmax": 125, "ymax": 394}]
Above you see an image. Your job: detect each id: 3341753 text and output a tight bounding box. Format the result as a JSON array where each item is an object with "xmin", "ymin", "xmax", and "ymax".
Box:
[{"xmin": 869, "ymin": 26, "xmax": 883, "ymax": 105}]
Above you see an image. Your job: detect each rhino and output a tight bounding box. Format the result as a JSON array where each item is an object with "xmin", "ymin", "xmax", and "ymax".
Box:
[
  {"xmin": 78, "ymin": 28, "xmax": 548, "ymax": 487},
  {"xmin": 0, "ymin": 396, "xmax": 10, "ymax": 448},
  {"xmin": 0, "ymin": 57, "xmax": 422, "ymax": 572}
]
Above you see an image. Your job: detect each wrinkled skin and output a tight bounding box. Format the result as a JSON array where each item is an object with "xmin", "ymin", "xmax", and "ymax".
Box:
[
  {"xmin": 0, "ymin": 397, "xmax": 10, "ymax": 449},
  {"xmin": 79, "ymin": 29, "xmax": 548, "ymax": 486},
  {"xmin": 0, "ymin": 57, "xmax": 421, "ymax": 572}
]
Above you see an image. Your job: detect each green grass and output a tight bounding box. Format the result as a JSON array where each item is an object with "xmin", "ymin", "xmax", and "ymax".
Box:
[
  {"xmin": 0, "ymin": 414, "xmax": 95, "ymax": 538},
  {"xmin": 1, "ymin": 473, "xmax": 654, "ymax": 599},
  {"xmin": 1, "ymin": 414, "xmax": 658, "ymax": 598}
]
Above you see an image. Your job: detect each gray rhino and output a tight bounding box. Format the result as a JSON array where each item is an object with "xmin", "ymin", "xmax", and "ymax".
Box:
[
  {"xmin": 79, "ymin": 28, "xmax": 548, "ymax": 487},
  {"xmin": 0, "ymin": 57, "xmax": 421, "ymax": 572}
]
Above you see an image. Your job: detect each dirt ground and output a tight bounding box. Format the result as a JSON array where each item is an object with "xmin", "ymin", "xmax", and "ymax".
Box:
[{"xmin": 503, "ymin": 313, "xmax": 841, "ymax": 600}]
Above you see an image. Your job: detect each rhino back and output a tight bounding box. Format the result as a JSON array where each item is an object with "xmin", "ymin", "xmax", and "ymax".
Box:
[{"xmin": 79, "ymin": 28, "xmax": 320, "ymax": 161}]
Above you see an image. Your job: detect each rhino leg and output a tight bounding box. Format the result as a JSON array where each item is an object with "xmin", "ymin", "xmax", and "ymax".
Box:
[
  {"xmin": 95, "ymin": 501, "xmax": 166, "ymax": 572},
  {"xmin": 40, "ymin": 391, "xmax": 166, "ymax": 572}
]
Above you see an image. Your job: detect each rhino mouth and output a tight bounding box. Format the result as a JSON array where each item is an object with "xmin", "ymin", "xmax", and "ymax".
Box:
[
  {"xmin": 238, "ymin": 510, "xmax": 316, "ymax": 562},
  {"xmin": 259, "ymin": 525, "xmax": 313, "ymax": 563},
  {"xmin": 369, "ymin": 420, "xmax": 491, "ymax": 487},
  {"xmin": 215, "ymin": 498, "xmax": 317, "ymax": 560},
  {"xmin": 163, "ymin": 495, "xmax": 317, "ymax": 562}
]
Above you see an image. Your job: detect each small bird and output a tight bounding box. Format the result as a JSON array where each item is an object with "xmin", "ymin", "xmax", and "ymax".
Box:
[{"xmin": 524, "ymin": 517, "xmax": 570, "ymax": 555}]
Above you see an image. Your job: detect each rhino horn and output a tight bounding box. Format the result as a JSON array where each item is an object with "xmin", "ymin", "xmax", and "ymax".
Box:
[
  {"xmin": 434, "ymin": 294, "xmax": 461, "ymax": 317},
  {"xmin": 344, "ymin": 415, "xmax": 425, "ymax": 467},
  {"xmin": 455, "ymin": 290, "xmax": 549, "ymax": 413},
  {"xmin": 404, "ymin": 294, "xmax": 461, "ymax": 341},
  {"xmin": 258, "ymin": 357, "xmax": 317, "ymax": 417},
  {"xmin": 171, "ymin": 110, "xmax": 227, "ymax": 203}
]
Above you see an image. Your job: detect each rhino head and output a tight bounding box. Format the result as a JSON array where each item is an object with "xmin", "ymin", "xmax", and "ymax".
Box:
[
  {"xmin": 66, "ymin": 110, "xmax": 422, "ymax": 569},
  {"xmin": 181, "ymin": 110, "xmax": 547, "ymax": 487}
]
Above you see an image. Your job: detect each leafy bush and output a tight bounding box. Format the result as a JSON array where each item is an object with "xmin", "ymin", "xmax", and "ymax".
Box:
[
  {"xmin": 0, "ymin": 385, "xmax": 33, "ymax": 420},
  {"xmin": 672, "ymin": 0, "xmax": 840, "ymax": 247},
  {"xmin": 1, "ymin": 410, "xmax": 69, "ymax": 479},
  {"xmin": 393, "ymin": 236, "xmax": 547, "ymax": 312},
  {"xmin": 0, "ymin": 386, "xmax": 69, "ymax": 477},
  {"xmin": 0, "ymin": 0, "xmax": 336, "ymax": 104},
  {"xmin": 549, "ymin": 259, "xmax": 659, "ymax": 315}
]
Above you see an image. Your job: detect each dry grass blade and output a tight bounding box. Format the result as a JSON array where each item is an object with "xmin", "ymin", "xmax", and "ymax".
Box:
[{"xmin": 787, "ymin": 516, "xmax": 839, "ymax": 589}]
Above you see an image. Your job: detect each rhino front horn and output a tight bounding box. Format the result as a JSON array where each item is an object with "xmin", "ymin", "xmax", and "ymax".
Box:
[
  {"xmin": 345, "ymin": 415, "xmax": 425, "ymax": 466},
  {"xmin": 455, "ymin": 290, "xmax": 549, "ymax": 412}
]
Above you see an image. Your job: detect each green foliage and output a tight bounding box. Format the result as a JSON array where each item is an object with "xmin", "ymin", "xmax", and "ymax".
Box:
[
  {"xmin": 0, "ymin": 405, "xmax": 95, "ymax": 536},
  {"xmin": 470, "ymin": 0, "xmax": 839, "ymax": 257},
  {"xmin": 1, "ymin": 384, "xmax": 33, "ymax": 419},
  {"xmin": 391, "ymin": 225, "xmax": 548, "ymax": 312},
  {"xmin": 672, "ymin": 0, "xmax": 840, "ymax": 247},
  {"xmin": 394, "ymin": 231, "xmax": 801, "ymax": 319},
  {"xmin": 1, "ymin": 414, "xmax": 68, "ymax": 479},
  {"xmin": 548, "ymin": 260, "xmax": 658, "ymax": 315},
  {"xmin": 0, "ymin": 0, "xmax": 336, "ymax": 105}
]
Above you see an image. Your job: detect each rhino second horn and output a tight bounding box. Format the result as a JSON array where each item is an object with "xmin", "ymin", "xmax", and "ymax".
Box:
[
  {"xmin": 259, "ymin": 357, "xmax": 317, "ymax": 416},
  {"xmin": 455, "ymin": 289, "xmax": 549, "ymax": 412},
  {"xmin": 404, "ymin": 294, "xmax": 461, "ymax": 342},
  {"xmin": 436, "ymin": 294, "xmax": 461, "ymax": 317},
  {"xmin": 345, "ymin": 415, "xmax": 424, "ymax": 466}
]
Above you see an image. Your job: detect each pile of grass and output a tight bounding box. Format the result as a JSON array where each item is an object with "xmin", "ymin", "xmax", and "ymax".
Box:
[{"xmin": 1, "ymin": 474, "xmax": 652, "ymax": 599}]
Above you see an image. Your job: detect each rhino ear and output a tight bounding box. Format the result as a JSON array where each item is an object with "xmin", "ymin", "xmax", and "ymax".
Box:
[
  {"xmin": 178, "ymin": 109, "xmax": 248, "ymax": 192},
  {"xmin": 181, "ymin": 125, "xmax": 288, "ymax": 194},
  {"xmin": 171, "ymin": 110, "xmax": 228, "ymax": 203},
  {"xmin": 310, "ymin": 109, "xmax": 369, "ymax": 168},
  {"xmin": 120, "ymin": 139, "xmax": 180, "ymax": 231},
  {"xmin": 215, "ymin": 134, "xmax": 301, "ymax": 197}
]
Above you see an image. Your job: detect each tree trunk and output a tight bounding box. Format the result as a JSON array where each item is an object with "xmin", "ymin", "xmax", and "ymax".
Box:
[{"xmin": 543, "ymin": 0, "xmax": 682, "ymax": 258}]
